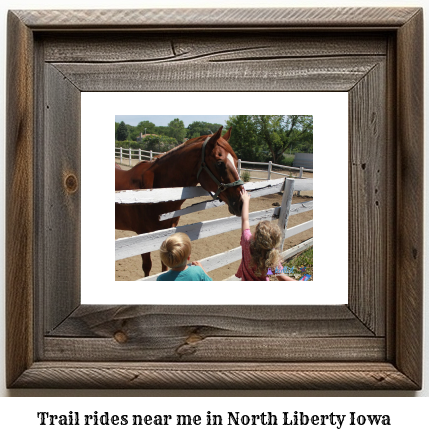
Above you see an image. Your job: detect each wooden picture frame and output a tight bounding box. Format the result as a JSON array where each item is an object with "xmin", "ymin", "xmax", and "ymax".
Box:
[{"xmin": 6, "ymin": 7, "xmax": 423, "ymax": 389}]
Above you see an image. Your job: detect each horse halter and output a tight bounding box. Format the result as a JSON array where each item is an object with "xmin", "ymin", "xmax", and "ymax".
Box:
[{"xmin": 196, "ymin": 136, "xmax": 244, "ymax": 201}]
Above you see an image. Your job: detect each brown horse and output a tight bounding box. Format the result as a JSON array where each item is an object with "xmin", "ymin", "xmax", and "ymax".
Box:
[{"xmin": 115, "ymin": 126, "xmax": 244, "ymax": 277}]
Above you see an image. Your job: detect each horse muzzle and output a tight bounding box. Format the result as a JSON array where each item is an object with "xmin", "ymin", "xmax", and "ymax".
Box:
[{"xmin": 228, "ymin": 198, "xmax": 243, "ymax": 217}]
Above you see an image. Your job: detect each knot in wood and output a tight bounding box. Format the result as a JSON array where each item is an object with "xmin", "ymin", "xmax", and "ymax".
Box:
[
  {"xmin": 186, "ymin": 333, "xmax": 203, "ymax": 344},
  {"xmin": 64, "ymin": 174, "xmax": 78, "ymax": 194},
  {"xmin": 114, "ymin": 331, "xmax": 128, "ymax": 343}
]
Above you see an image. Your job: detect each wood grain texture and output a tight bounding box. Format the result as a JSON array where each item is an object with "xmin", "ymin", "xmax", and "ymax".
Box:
[
  {"xmin": 6, "ymin": 7, "xmax": 423, "ymax": 390},
  {"xmin": 44, "ymin": 305, "xmax": 375, "ymax": 361},
  {"xmin": 395, "ymin": 9, "xmax": 423, "ymax": 388},
  {"xmin": 384, "ymin": 33, "xmax": 397, "ymax": 364},
  {"xmin": 348, "ymin": 61, "xmax": 386, "ymax": 336},
  {"xmin": 53, "ymin": 56, "xmax": 383, "ymax": 92},
  {"xmin": 13, "ymin": 8, "xmax": 420, "ymax": 29},
  {"xmin": 43, "ymin": 64, "xmax": 81, "ymax": 333},
  {"xmin": 11, "ymin": 362, "xmax": 419, "ymax": 390},
  {"xmin": 47, "ymin": 305, "xmax": 371, "ymax": 337},
  {"xmin": 42, "ymin": 33, "xmax": 388, "ymax": 63},
  {"xmin": 44, "ymin": 337, "xmax": 385, "ymax": 362},
  {"xmin": 6, "ymin": 11, "xmax": 35, "ymax": 388}
]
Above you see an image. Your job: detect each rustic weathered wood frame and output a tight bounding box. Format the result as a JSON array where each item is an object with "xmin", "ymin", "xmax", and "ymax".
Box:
[{"xmin": 6, "ymin": 8, "xmax": 423, "ymax": 389}]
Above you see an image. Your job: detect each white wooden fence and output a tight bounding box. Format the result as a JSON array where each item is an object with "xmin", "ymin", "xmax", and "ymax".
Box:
[
  {"xmin": 115, "ymin": 147, "xmax": 164, "ymax": 166},
  {"xmin": 238, "ymin": 160, "xmax": 313, "ymax": 181},
  {"xmin": 115, "ymin": 147, "xmax": 312, "ymax": 180},
  {"xmin": 115, "ymin": 177, "xmax": 313, "ymax": 281}
]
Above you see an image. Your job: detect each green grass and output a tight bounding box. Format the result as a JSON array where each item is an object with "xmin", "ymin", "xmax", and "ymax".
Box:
[
  {"xmin": 282, "ymin": 247, "xmax": 313, "ymax": 281},
  {"xmin": 281, "ymin": 154, "xmax": 295, "ymax": 167},
  {"xmin": 241, "ymin": 170, "xmax": 251, "ymax": 182}
]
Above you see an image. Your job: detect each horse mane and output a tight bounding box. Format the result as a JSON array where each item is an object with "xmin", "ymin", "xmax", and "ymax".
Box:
[
  {"xmin": 126, "ymin": 133, "xmax": 237, "ymax": 171},
  {"xmin": 130, "ymin": 159, "xmax": 152, "ymax": 170},
  {"xmin": 153, "ymin": 153, "xmax": 165, "ymax": 160},
  {"xmin": 183, "ymin": 135, "xmax": 207, "ymax": 146},
  {"xmin": 151, "ymin": 141, "xmax": 193, "ymax": 163},
  {"xmin": 155, "ymin": 133, "xmax": 238, "ymax": 162}
]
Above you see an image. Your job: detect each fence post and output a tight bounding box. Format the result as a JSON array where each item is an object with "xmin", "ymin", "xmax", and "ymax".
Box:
[
  {"xmin": 138, "ymin": 149, "xmax": 141, "ymax": 161},
  {"xmin": 297, "ymin": 166, "xmax": 303, "ymax": 196},
  {"xmin": 278, "ymin": 178, "xmax": 295, "ymax": 250},
  {"xmin": 237, "ymin": 159, "xmax": 241, "ymax": 176},
  {"xmin": 267, "ymin": 161, "xmax": 272, "ymax": 180},
  {"xmin": 120, "ymin": 147, "xmax": 122, "ymax": 164},
  {"xmin": 150, "ymin": 150, "xmax": 153, "ymax": 161},
  {"xmin": 129, "ymin": 148, "xmax": 132, "ymax": 166}
]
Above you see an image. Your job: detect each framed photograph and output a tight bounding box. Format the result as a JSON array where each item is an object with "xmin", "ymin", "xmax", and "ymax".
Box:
[
  {"xmin": 6, "ymin": 7, "xmax": 423, "ymax": 389},
  {"xmin": 84, "ymin": 92, "xmax": 347, "ymax": 305}
]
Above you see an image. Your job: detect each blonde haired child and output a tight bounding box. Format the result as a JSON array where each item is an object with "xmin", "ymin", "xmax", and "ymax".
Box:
[
  {"xmin": 157, "ymin": 232, "xmax": 212, "ymax": 281},
  {"xmin": 236, "ymin": 191, "xmax": 295, "ymax": 281}
]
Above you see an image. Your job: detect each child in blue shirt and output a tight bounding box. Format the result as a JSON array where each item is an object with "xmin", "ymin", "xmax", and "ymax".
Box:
[{"xmin": 156, "ymin": 232, "xmax": 213, "ymax": 281}]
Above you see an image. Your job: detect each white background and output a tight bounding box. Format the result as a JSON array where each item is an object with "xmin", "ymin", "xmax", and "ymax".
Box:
[
  {"xmin": 0, "ymin": 0, "xmax": 428, "ymax": 428},
  {"xmin": 82, "ymin": 92, "xmax": 348, "ymax": 304}
]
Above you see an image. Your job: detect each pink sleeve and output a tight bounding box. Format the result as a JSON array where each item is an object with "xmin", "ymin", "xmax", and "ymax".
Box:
[{"xmin": 241, "ymin": 228, "xmax": 252, "ymax": 244}]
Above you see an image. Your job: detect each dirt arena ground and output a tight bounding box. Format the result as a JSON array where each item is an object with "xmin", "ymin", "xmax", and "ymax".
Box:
[{"xmin": 115, "ymin": 161, "xmax": 313, "ymax": 281}]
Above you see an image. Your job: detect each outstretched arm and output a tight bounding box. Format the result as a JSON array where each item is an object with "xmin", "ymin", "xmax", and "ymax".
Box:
[{"xmin": 241, "ymin": 190, "xmax": 250, "ymax": 232}]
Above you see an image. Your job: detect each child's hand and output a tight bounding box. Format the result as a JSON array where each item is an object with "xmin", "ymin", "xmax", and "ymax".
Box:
[
  {"xmin": 240, "ymin": 190, "xmax": 251, "ymax": 204},
  {"xmin": 192, "ymin": 261, "xmax": 209, "ymax": 275}
]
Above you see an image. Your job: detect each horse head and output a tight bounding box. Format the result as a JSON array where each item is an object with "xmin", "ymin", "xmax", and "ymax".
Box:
[{"xmin": 197, "ymin": 126, "xmax": 244, "ymax": 217}]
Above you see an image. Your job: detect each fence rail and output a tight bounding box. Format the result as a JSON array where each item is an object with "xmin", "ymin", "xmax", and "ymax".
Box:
[
  {"xmin": 238, "ymin": 159, "xmax": 313, "ymax": 182},
  {"xmin": 115, "ymin": 147, "xmax": 313, "ymax": 181},
  {"xmin": 115, "ymin": 178, "xmax": 313, "ymax": 205},
  {"xmin": 115, "ymin": 177, "xmax": 313, "ymax": 280},
  {"xmin": 115, "ymin": 147, "xmax": 164, "ymax": 166}
]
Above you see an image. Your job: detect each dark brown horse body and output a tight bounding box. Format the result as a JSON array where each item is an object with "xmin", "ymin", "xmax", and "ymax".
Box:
[{"xmin": 115, "ymin": 126, "xmax": 243, "ymax": 277}]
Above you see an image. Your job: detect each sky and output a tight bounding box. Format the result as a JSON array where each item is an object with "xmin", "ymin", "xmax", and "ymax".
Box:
[{"xmin": 115, "ymin": 115, "xmax": 231, "ymax": 127}]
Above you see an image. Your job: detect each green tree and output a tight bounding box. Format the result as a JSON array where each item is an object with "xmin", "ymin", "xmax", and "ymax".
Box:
[
  {"xmin": 251, "ymin": 115, "xmax": 284, "ymax": 162},
  {"xmin": 226, "ymin": 115, "xmax": 265, "ymax": 161},
  {"xmin": 278, "ymin": 115, "xmax": 313, "ymax": 155},
  {"xmin": 128, "ymin": 121, "xmax": 157, "ymax": 141},
  {"xmin": 187, "ymin": 121, "xmax": 223, "ymax": 139},
  {"xmin": 141, "ymin": 135, "xmax": 178, "ymax": 152},
  {"xmin": 167, "ymin": 118, "xmax": 187, "ymax": 142},
  {"xmin": 136, "ymin": 121, "xmax": 156, "ymax": 136},
  {"xmin": 226, "ymin": 115, "xmax": 313, "ymax": 163},
  {"xmin": 154, "ymin": 125, "xmax": 169, "ymax": 136},
  {"xmin": 116, "ymin": 121, "xmax": 128, "ymax": 141},
  {"xmin": 253, "ymin": 115, "xmax": 313, "ymax": 162}
]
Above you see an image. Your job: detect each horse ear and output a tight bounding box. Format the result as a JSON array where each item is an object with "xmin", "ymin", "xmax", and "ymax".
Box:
[
  {"xmin": 222, "ymin": 127, "xmax": 232, "ymax": 142},
  {"xmin": 206, "ymin": 126, "xmax": 223, "ymax": 148}
]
